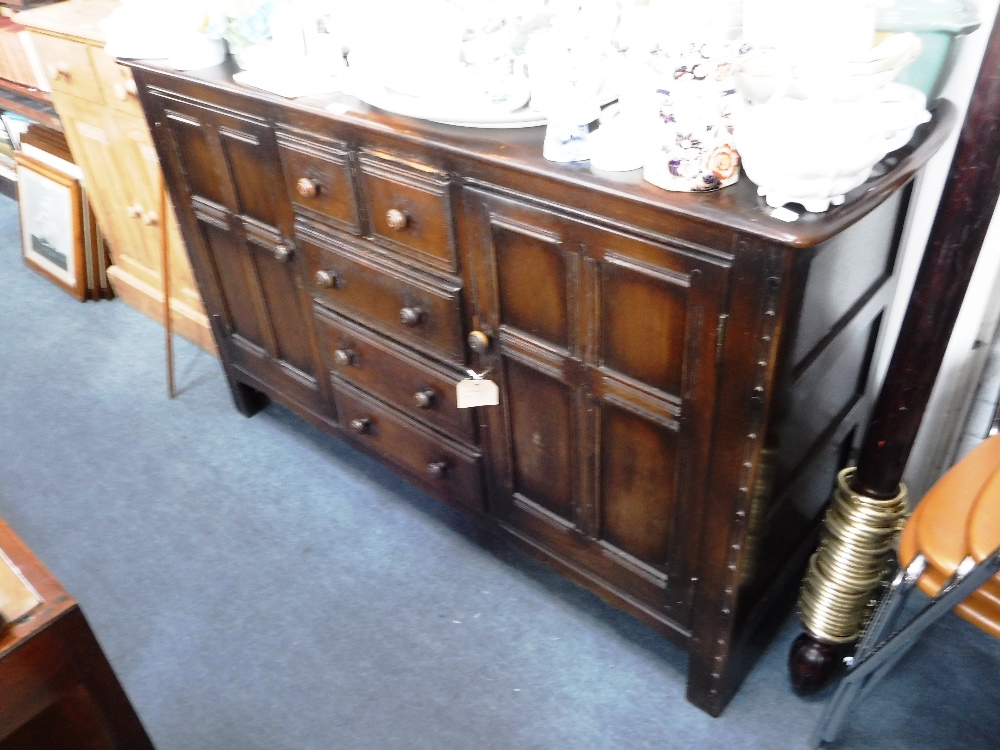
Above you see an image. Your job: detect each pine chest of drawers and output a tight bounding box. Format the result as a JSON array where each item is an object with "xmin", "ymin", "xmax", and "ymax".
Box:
[{"xmin": 127, "ymin": 58, "xmax": 952, "ymax": 716}]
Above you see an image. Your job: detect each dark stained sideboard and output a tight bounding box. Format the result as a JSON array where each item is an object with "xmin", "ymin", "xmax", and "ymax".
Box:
[{"xmin": 125, "ymin": 58, "xmax": 954, "ymax": 717}]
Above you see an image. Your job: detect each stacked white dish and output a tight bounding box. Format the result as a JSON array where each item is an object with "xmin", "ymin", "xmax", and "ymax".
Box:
[
  {"xmin": 736, "ymin": 32, "xmax": 924, "ymax": 105},
  {"xmin": 734, "ymin": 0, "xmax": 931, "ymax": 212}
]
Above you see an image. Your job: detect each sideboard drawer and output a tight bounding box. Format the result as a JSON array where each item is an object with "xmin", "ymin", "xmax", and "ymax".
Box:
[
  {"xmin": 335, "ymin": 381, "xmax": 486, "ymax": 514},
  {"xmin": 315, "ymin": 306, "xmax": 477, "ymax": 445},
  {"xmin": 276, "ymin": 129, "xmax": 361, "ymax": 234},
  {"xmin": 29, "ymin": 33, "xmax": 103, "ymax": 104},
  {"xmin": 298, "ymin": 225, "xmax": 466, "ymax": 364},
  {"xmin": 358, "ymin": 152, "xmax": 457, "ymax": 272}
]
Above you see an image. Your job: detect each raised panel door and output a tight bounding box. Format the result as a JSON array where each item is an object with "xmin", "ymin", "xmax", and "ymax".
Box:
[
  {"xmin": 106, "ymin": 108, "xmax": 210, "ymax": 349},
  {"xmin": 465, "ymin": 188, "xmax": 730, "ymax": 624},
  {"xmin": 104, "ymin": 111, "xmax": 162, "ymax": 293},
  {"xmin": 53, "ymin": 94, "xmax": 144, "ymax": 276},
  {"xmin": 149, "ymin": 91, "xmax": 327, "ymax": 415}
]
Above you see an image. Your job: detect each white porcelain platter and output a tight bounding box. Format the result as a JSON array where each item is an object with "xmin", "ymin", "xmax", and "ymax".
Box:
[
  {"xmin": 350, "ymin": 82, "xmax": 546, "ymax": 128},
  {"xmin": 345, "ymin": 60, "xmax": 618, "ymax": 129}
]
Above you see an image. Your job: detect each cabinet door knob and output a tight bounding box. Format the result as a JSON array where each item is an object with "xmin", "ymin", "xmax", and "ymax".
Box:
[
  {"xmin": 333, "ymin": 348, "xmax": 355, "ymax": 367},
  {"xmin": 142, "ymin": 211, "xmax": 159, "ymax": 226},
  {"xmin": 113, "ymin": 80, "xmax": 137, "ymax": 101},
  {"xmin": 386, "ymin": 208, "xmax": 409, "ymax": 231},
  {"xmin": 315, "ymin": 269, "xmax": 337, "ymax": 288},
  {"xmin": 400, "ymin": 306, "xmax": 424, "ymax": 327},
  {"xmin": 127, "ymin": 204, "xmax": 142, "ymax": 219},
  {"xmin": 427, "ymin": 461, "xmax": 449, "ymax": 479},
  {"xmin": 273, "ymin": 243, "xmax": 293, "ymax": 262},
  {"xmin": 296, "ymin": 177, "xmax": 320, "ymax": 198},
  {"xmin": 350, "ymin": 417, "xmax": 372, "ymax": 434},
  {"xmin": 414, "ymin": 389, "xmax": 436, "ymax": 409},
  {"xmin": 467, "ymin": 330, "xmax": 490, "ymax": 353}
]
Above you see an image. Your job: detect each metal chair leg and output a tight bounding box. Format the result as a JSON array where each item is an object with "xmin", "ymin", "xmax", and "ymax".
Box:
[
  {"xmin": 813, "ymin": 547, "xmax": 1000, "ymax": 747},
  {"xmin": 811, "ymin": 555, "xmax": 926, "ymax": 748}
]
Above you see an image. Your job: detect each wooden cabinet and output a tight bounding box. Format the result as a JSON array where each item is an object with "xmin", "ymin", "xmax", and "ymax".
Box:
[
  {"xmin": 127, "ymin": 58, "xmax": 953, "ymax": 717},
  {"xmin": 16, "ymin": 0, "xmax": 213, "ymax": 353},
  {"xmin": 464, "ymin": 187, "xmax": 730, "ymax": 627}
]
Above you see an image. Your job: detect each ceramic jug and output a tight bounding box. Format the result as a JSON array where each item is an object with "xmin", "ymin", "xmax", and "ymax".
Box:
[{"xmin": 641, "ymin": 43, "xmax": 744, "ymax": 192}]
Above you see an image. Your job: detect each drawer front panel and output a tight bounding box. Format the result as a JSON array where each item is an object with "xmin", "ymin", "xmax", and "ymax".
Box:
[
  {"xmin": 335, "ymin": 382, "xmax": 485, "ymax": 513},
  {"xmin": 358, "ymin": 153, "xmax": 457, "ymax": 272},
  {"xmin": 88, "ymin": 48, "xmax": 143, "ymax": 117},
  {"xmin": 298, "ymin": 225, "xmax": 466, "ymax": 364},
  {"xmin": 315, "ymin": 307, "xmax": 477, "ymax": 444},
  {"xmin": 30, "ymin": 34, "xmax": 103, "ymax": 104},
  {"xmin": 276, "ymin": 130, "xmax": 361, "ymax": 234}
]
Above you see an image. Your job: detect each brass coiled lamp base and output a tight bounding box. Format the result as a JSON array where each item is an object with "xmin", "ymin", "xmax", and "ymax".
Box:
[{"xmin": 798, "ymin": 468, "xmax": 909, "ymax": 644}]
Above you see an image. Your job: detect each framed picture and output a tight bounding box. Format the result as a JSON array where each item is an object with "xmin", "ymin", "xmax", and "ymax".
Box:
[{"xmin": 14, "ymin": 152, "xmax": 86, "ymax": 301}]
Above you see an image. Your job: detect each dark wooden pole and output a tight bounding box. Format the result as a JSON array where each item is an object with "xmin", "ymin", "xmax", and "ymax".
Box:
[{"xmin": 790, "ymin": 5, "xmax": 1000, "ymax": 693}]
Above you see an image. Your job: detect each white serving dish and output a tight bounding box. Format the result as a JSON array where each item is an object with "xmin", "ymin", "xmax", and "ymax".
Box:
[
  {"xmin": 346, "ymin": 66, "xmax": 617, "ymax": 129},
  {"xmin": 735, "ymin": 85, "xmax": 930, "ymax": 212}
]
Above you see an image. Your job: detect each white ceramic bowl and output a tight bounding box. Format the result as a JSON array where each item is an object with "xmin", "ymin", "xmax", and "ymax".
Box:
[{"xmin": 734, "ymin": 90, "xmax": 929, "ymax": 212}]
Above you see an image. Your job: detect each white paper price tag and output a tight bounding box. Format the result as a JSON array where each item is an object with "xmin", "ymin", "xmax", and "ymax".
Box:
[{"xmin": 456, "ymin": 378, "xmax": 499, "ymax": 408}]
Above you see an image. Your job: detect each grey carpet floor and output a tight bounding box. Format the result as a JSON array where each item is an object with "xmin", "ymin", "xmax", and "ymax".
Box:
[{"xmin": 0, "ymin": 194, "xmax": 997, "ymax": 750}]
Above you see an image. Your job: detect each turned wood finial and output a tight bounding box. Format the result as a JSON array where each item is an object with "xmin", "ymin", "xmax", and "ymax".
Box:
[{"xmin": 789, "ymin": 633, "xmax": 844, "ymax": 695}]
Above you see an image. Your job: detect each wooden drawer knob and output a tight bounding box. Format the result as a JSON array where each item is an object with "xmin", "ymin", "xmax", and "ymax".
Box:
[
  {"xmin": 273, "ymin": 243, "xmax": 293, "ymax": 262},
  {"xmin": 349, "ymin": 417, "xmax": 371, "ymax": 434},
  {"xmin": 315, "ymin": 269, "xmax": 338, "ymax": 288},
  {"xmin": 333, "ymin": 348, "xmax": 355, "ymax": 367},
  {"xmin": 427, "ymin": 461, "xmax": 449, "ymax": 479},
  {"xmin": 399, "ymin": 306, "xmax": 424, "ymax": 327},
  {"xmin": 47, "ymin": 63, "xmax": 70, "ymax": 80},
  {"xmin": 414, "ymin": 389, "xmax": 436, "ymax": 409},
  {"xmin": 141, "ymin": 211, "xmax": 159, "ymax": 226},
  {"xmin": 386, "ymin": 208, "xmax": 409, "ymax": 231},
  {"xmin": 467, "ymin": 330, "xmax": 490, "ymax": 353},
  {"xmin": 296, "ymin": 177, "xmax": 320, "ymax": 198}
]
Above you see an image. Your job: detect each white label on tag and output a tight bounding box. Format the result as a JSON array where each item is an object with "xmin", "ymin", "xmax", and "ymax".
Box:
[{"xmin": 456, "ymin": 378, "xmax": 499, "ymax": 408}]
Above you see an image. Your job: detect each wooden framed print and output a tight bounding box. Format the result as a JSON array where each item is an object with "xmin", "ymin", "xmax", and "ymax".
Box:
[{"xmin": 14, "ymin": 152, "xmax": 87, "ymax": 301}]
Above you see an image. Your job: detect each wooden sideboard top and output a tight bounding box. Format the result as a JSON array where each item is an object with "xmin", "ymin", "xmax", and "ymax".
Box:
[
  {"xmin": 14, "ymin": 0, "xmax": 115, "ymax": 45},
  {"xmin": 128, "ymin": 57, "xmax": 956, "ymax": 250}
]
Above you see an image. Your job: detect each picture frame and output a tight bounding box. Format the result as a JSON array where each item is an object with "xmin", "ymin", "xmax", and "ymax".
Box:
[{"xmin": 14, "ymin": 152, "xmax": 87, "ymax": 301}]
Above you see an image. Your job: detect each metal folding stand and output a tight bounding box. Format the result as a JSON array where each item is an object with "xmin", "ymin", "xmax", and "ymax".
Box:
[{"xmin": 812, "ymin": 546, "xmax": 1000, "ymax": 747}]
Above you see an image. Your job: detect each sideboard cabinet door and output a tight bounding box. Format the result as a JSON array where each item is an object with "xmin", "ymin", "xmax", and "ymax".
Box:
[
  {"xmin": 146, "ymin": 91, "xmax": 326, "ymax": 415},
  {"xmin": 464, "ymin": 188, "xmax": 730, "ymax": 626}
]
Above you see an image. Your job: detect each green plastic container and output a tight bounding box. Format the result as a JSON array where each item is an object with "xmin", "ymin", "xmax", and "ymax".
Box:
[{"xmin": 877, "ymin": 0, "xmax": 981, "ymax": 99}]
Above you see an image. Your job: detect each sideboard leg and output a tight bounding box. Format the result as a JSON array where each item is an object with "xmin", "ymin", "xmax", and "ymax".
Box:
[
  {"xmin": 685, "ymin": 655, "xmax": 727, "ymax": 717},
  {"xmin": 229, "ymin": 378, "xmax": 269, "ymax": 417}
]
